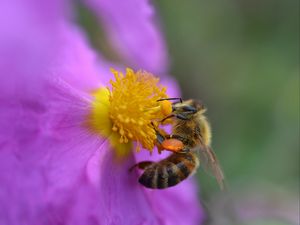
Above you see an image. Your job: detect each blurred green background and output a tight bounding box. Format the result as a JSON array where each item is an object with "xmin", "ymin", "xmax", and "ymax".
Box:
[
  {"xmin": 154, "ymin": 1, "xmax": 299, "ymax": 224},
  {"xmin": 78, "ymin": 1, "xmax": 299, "ymax": 224}
]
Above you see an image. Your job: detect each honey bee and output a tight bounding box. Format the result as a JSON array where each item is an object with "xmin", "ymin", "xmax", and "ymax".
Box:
[{"xmin": 131, "ymin": 99, "xmax": 225, "ymax": 189}]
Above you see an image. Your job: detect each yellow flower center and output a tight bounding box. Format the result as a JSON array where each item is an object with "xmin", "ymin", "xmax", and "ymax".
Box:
[{"xmin": 89, "ymin": 68, "xmax": 172, "ymax": 157}]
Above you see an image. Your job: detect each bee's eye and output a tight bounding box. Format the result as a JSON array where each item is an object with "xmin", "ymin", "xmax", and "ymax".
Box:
[{"xmin": 182, "ymin": 105, "xmax": 197, "ymax": 113}]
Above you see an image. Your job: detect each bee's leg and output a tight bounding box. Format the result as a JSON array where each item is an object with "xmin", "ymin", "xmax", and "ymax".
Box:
[
  {"xmin": 156, "ymin": 130, "xmax": 172, "ymax": 144},
  {"xmin": 161, "ymin": 111, "xmax": 196, "ymax": 122},
  {"xmin": 129, "ymin": 161, "xmax": 155, "ymax": 172},
  {"xmin": 150, "ymin": 122, "xmax": 172, "ymax": 153},
  {"xmin": 161, "ymin": 114, "xmax": 175, "ymax": 123},
  {"xmin": 156, "ymin": 129, "xmax": 174, "ymax": 154},
  {"xmin": 150, "ymin": 122, "xmax": 170, "ymax": 141},
  {"xmin": 161, "ymin": 113, "xmax": 190, "ymax": 122},
  {"xmin": 156, "ymin": 130, "xmax": 166, "ymax": 145}
]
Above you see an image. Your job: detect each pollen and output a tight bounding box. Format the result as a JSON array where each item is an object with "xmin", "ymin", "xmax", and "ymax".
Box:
[{"xmin": 89, "ymin": 68, "xmax": 172, "ymax": 157}]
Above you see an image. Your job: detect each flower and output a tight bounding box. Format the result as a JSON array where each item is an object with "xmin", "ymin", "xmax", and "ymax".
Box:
[{"xmin": 0, "ymin": 0, "xmax": 204, "ymax": 225}]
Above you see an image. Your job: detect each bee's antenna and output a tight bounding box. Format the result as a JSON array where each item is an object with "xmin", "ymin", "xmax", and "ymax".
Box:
[{"xmin": 157, "ymin": 97, "xmax": 182, "ymax": 103}]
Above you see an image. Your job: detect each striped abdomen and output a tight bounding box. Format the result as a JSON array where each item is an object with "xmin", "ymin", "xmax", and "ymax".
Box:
[{"xmin": 138, "ymin": 152, "xmax": 199, "ymax": 189}]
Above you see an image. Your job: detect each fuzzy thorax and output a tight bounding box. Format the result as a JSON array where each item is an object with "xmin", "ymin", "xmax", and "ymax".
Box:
[{"xmin": 89, "ymin": 68, "xmax": 172, "ymax": 157}]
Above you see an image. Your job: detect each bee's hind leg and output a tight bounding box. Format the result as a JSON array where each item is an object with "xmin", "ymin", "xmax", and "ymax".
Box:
[{"xmin": 129, "ymin": 161, "xmax": 155, "ymax": 172}]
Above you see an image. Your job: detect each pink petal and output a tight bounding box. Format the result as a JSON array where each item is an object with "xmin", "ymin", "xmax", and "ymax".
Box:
[
  {"xmin": 85, "ymin": 142, "xmax": 204, "ymax": 225},
  {"xmin": 84, "ymin": 0, "xmax": 169, "ymax": 74}
]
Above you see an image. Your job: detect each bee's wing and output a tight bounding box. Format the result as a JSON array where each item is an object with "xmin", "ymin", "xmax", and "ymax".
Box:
[{"xmin": 197, "ymin": 145, "xmax": 225, "ymax": 190}]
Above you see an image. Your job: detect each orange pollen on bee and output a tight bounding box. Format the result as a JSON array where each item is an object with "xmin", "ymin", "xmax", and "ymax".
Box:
[{"xmin": 161, "ymin": 138, "xmax": 184, "ymax": 152}]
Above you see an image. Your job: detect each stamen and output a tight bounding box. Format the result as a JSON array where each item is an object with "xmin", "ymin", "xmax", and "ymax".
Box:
[{"xmin": 89, "ymin": 68, "xmax": 172, "ymax": 157}]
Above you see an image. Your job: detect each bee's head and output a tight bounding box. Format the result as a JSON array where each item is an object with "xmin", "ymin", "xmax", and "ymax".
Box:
[{"xmin": 172, "ymin": 99, "xmax": 206, "ymax": 119}]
